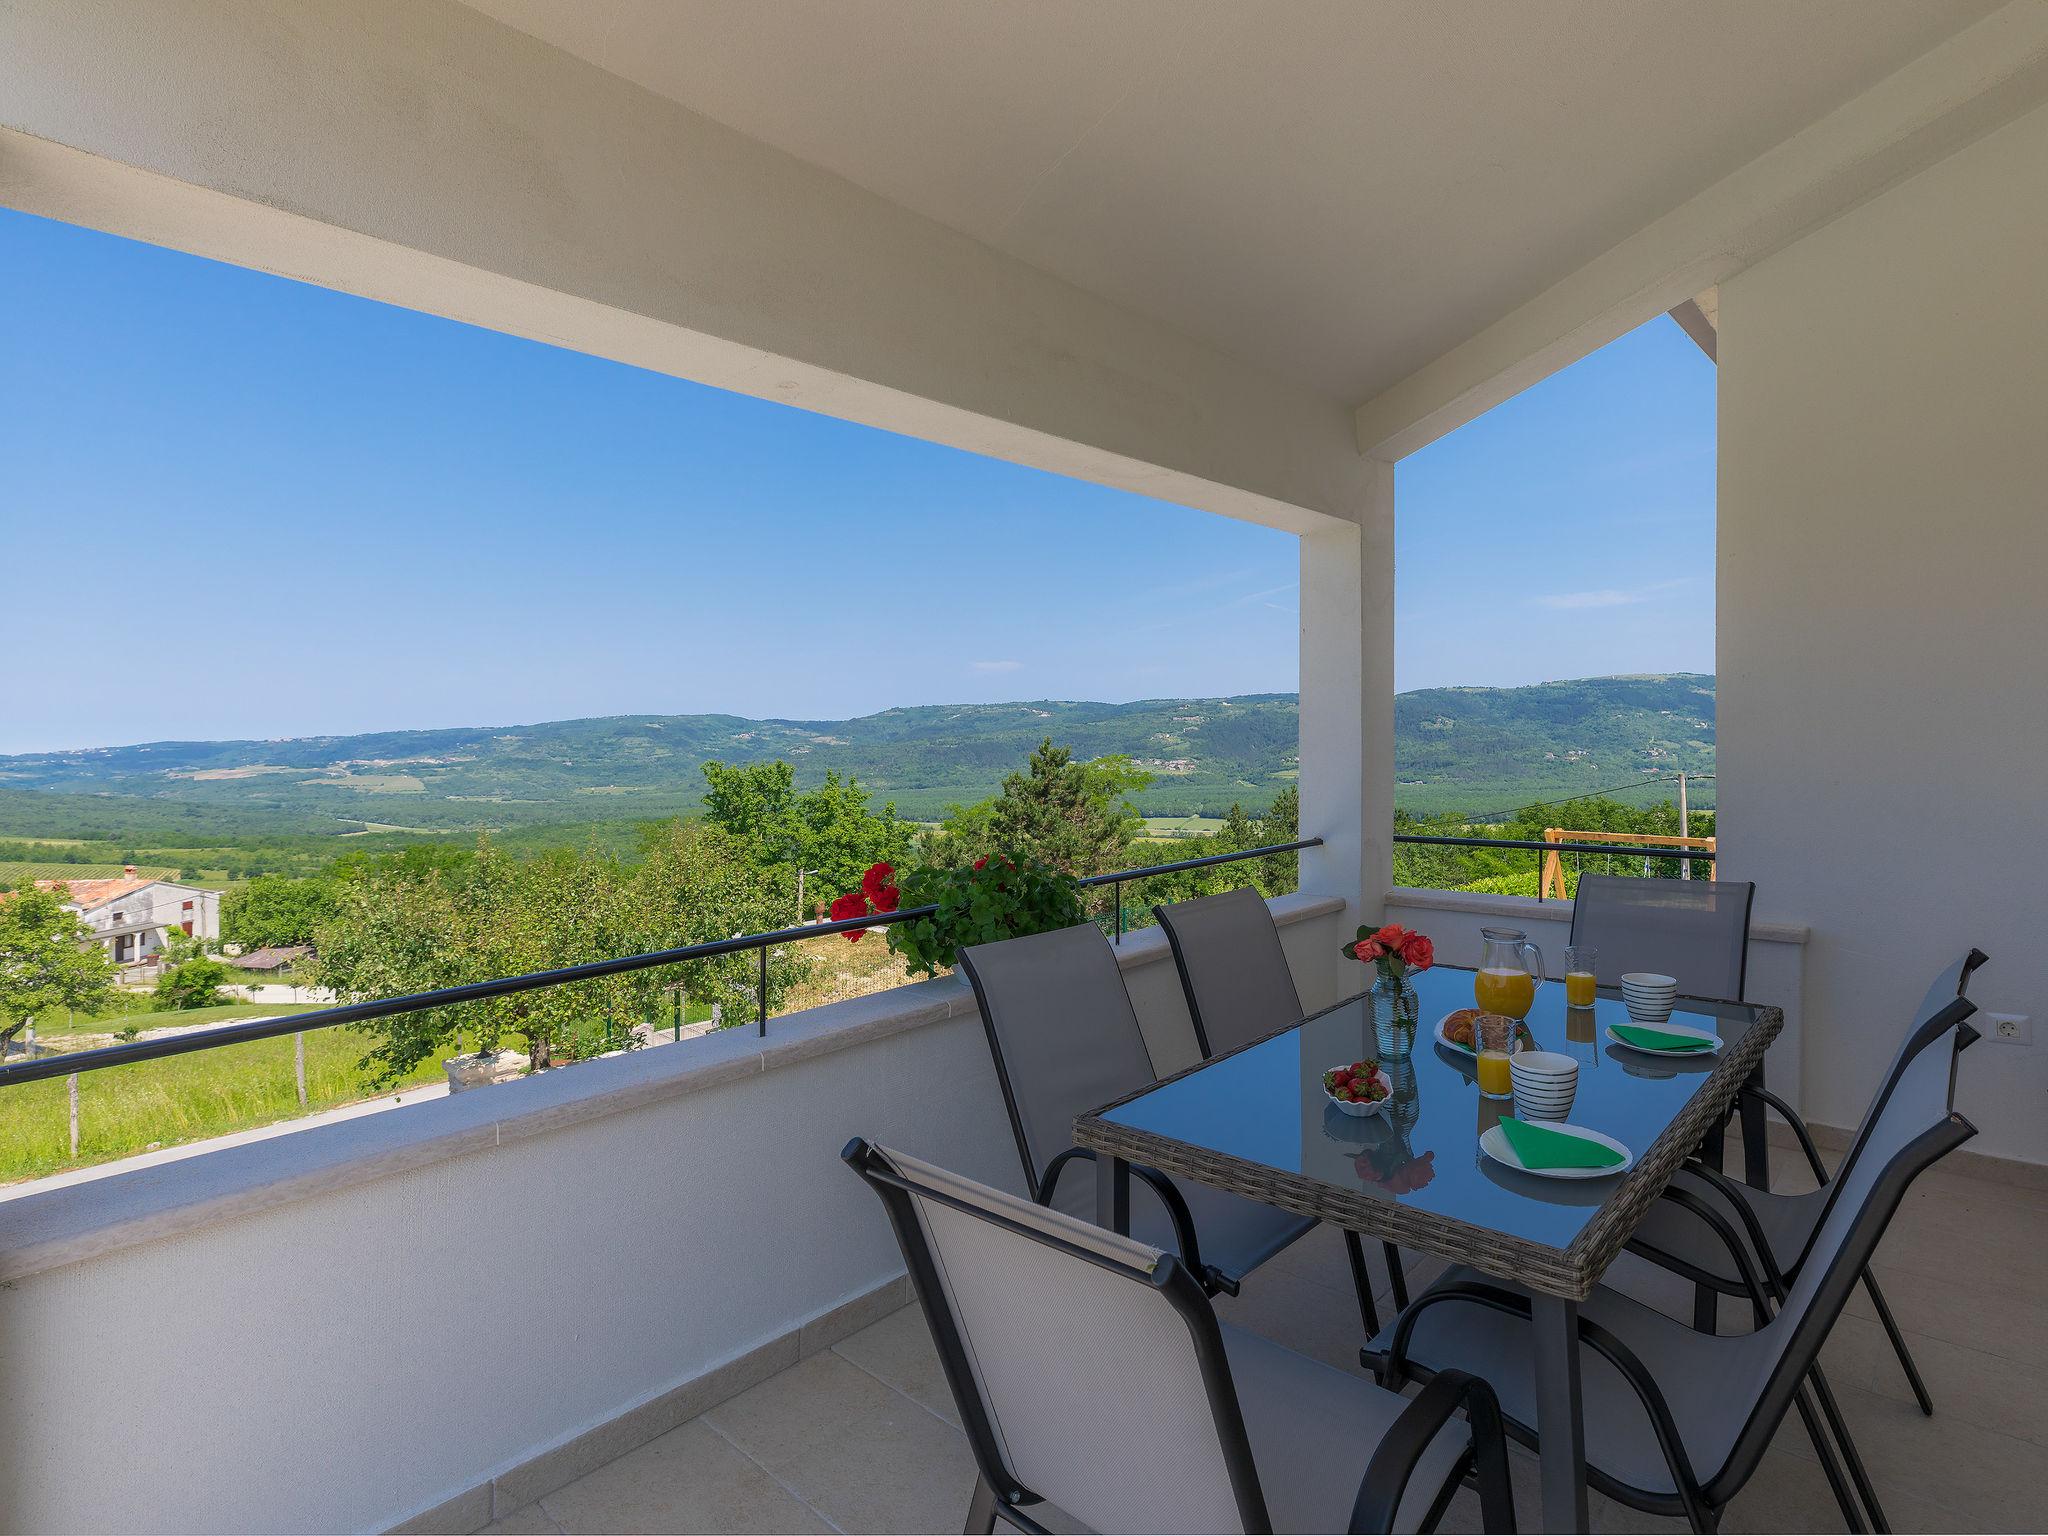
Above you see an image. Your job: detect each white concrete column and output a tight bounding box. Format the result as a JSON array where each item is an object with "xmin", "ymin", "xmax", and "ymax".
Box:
[{"xmin": 1298, "ymin": 460, "xmax": 1395, "ymax": 933}]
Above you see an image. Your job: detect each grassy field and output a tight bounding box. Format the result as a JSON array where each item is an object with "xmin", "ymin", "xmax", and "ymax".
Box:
[
  {"xmin": 1139, "ymin": 815, "xmax": 1228, "ymax": 840},
  {"xmin": 1, "ymin": 1026, "xmax": 445, "ymax": 1182},
  {"xmin": 37, "ymin": 999, "xmax": 327, "ymax": 1039},
  {"xmin": 0, "ymin": 860, "xmax": 180, "ymax": 888}
]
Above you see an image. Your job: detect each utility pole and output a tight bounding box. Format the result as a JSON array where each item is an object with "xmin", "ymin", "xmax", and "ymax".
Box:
[{"xmin": 1677, "ymin": 772, "xmax": 1691, "ymax": 880}]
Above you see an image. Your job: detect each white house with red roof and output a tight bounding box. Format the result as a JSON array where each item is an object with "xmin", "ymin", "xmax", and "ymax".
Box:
[{"xmin": 35, "ymin": 868, "xmax": 222, "ymax": 966}]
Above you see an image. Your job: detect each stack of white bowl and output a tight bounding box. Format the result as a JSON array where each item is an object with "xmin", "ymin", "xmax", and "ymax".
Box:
[
  {"xmin": 1508, "ymin": 1051, "xmax": 1579, "ymax": 1120},
  {"xmin": 1621, "ymin": 972, "xmax": 1679, "ymax": 1023}
]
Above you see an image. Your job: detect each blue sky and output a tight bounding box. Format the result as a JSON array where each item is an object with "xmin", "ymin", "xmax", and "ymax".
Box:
[{"xmin": 0, "ymin": 209, "xmax": 1712, "ymax": 754}]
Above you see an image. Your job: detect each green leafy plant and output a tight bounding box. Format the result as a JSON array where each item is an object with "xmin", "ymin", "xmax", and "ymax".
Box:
[
  {"xmin": 155, "ymin": 954, "xmax": 231, "ymax": 1010},
  {"xmin": 836, "ymin": 856, "xmax": 1085, "ymax": 978}
]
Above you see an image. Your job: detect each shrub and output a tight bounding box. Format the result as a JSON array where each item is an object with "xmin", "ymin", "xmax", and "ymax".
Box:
[
  {"xmin": 155, "ymin": 955, "xmax": 231, "ymax": 1010},
  {"xmin": 878, "ymin": 856, "xmax": 1086, "ymax": 978}
]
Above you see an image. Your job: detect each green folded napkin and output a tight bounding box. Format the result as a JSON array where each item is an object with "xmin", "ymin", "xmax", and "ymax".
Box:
[
  {"xmin": 1611, "ymin": 1023, "xmax": 1714, "ymax": 1053},
  {"xmin": 1498, "ymin": 1116, "xmax": 1626, "ymax": 1169}
]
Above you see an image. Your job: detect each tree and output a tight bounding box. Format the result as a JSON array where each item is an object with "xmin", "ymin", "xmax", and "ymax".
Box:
[
  {"xmin": 223, "ymin": 874, "xmax": 337, "ymax": 949},
  {"xmin": 314, "ymin": 827, "xmax": 808, "ymax": 1087},
  {"xmin": 700, "ymin": 760, "xmax": 798, "ymax": 853},
  {"xmin": 984, "ymin": 740, "xmax": 1151, "ymax": 878},
  {"xmin": 0, "ymin": 886, "xmax": 118, "ymax": 1044},
  {"xmin": 700, "ymin": 759, "xmax": 912, "ymax": 895}
]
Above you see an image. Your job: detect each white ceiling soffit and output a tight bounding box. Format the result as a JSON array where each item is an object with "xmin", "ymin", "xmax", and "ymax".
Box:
[{"xmin": 460, "ymin": 0, "xmax": 2011, "ymax": 407}]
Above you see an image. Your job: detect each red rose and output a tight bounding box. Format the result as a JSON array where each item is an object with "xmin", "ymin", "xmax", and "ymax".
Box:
[
  {"xmin": 1352, "ymin": 937, "xmax": 1385, "ymax": 962},
  {"xmin": 872, "ymin": 884, "xmax": 901, "ymax": 913},
  {"xmin": 1398, "ymin": 933, "xmax": 1434, "ymax": 971},
  {"xmin": 860, "ymin": 862, "xmax": 894, "ymax": 899},
  {"xmin": 1374, "ymin": 924, "xmax": 1408, "ymax": 948}
]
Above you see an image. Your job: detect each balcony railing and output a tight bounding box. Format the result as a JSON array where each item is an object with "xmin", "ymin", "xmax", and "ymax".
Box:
[
  {"xmin": 1392, "ymin": 831, "xmax": 1710, "ymax": 901},
  {"xmin": 0, "ymin": 838, "xmax": 1321, "ymax": 1089}
]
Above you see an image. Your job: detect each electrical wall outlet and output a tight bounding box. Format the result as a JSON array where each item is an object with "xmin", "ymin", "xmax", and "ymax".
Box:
[{"xmin": 1981, "ymin": 1012, "xmax": 2031, "ymax": 1045}]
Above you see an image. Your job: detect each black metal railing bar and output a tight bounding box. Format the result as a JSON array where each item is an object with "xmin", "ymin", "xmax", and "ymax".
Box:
[{"xmin": 0, "ymin": 839, "xmax": 1322, "ymax": 1087}]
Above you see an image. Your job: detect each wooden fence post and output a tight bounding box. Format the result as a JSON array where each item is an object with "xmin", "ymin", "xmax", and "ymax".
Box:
[
  {"xmin": 294, "ymin": 1032, "xmax": 307, "ymax": 1109},
  {"xmin": 68, "ymin": 1073, "xmax": 79, "ymax": 1159}
]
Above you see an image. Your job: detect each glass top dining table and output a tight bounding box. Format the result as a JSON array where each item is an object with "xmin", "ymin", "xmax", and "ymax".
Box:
[
  {"xmin": 1078, "ymin": 965, "xmax": 1777, "ymax": 1291},
  {"xmin": 1072, "ymin": 963, "xmax": 1783, "ymax": 1533},
  {"xmin": 1073, "ymin": 966, "xmax": 1777, "ymax": 1531}
]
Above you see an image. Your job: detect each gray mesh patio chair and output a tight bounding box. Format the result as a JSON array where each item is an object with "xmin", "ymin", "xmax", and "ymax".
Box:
[
  {"xmin": 844, "ymin": 1139, "xmax": 1516, "ymax": 1534},
  {"xmin": 957, "ymin": 923, "xmax": 1333, "ymax": 1303},
  {"xmin": 1628, "ymin": 948, "xmax": 1986, "ymax": 1417},
  {"xmin": 1568, "ymin": 874, "xmax": 1756, "ymax": 999},
  {"xmin": 1570, "ymin": 872, "xmax": 1762, "ymax": 1231},
  {"xmin": 1154, "ymin": 885, "xmax": 1411, "ymax": 1332},
  {"xmin": 1365, "ymin": 992, "xmax": 1979, "ymax": 1533}
]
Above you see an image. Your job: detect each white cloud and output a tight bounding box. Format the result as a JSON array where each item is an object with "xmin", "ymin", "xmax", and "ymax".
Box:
[
  {"xmin": 971, "ymin": 659, "xmax": 1024, "ymax": 672},
  {"xmin": 1534, "ymin": 578, "xmax": 1691, "ymax": 611}
]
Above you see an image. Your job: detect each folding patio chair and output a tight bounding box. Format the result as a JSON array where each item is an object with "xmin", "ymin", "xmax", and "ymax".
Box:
[
  {"xmin": 846, "ymin": 1138, "xmax": 1517, "ymax": 1534},
  {"xmin": 1628, "ymin": 948, "xmax": 1986, "ymax": 1416},
  {"xmin": 1366, "ymin": 992, "xmax": 1979, "ymax": 1532}
]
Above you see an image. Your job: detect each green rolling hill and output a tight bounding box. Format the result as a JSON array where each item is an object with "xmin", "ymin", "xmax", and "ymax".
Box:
[{"xmin": 0, "ymin": 673, "xmax": 1713, "ymax": 837}]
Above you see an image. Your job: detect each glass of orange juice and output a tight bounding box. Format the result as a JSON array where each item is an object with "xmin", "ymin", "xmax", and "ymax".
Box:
[
  {"xmin": 1565, "ymin": 944, "xmax": 1598, "ymax": 1008},
  {"xmin": 1474, "ymin": 1013, "xmax": 1516, "ymax": 1099}
]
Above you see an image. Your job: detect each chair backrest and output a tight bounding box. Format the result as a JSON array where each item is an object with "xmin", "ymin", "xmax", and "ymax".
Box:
[
  {"xmin": 1711, "ymin": 994, "xmax": 1976, "ymax": 1499},
  {"xmin": 1568, "ymin": 875, "xmax": 1755, "ymax": 999},
  {"xmin": 843, "ymin": 1139, "xmax": 1267, "ymax": 1534},
  {"xmin": 1808, "ymin": 947, "xmax": 1986, "ymax": 1262},
  {"xmin": 957, "ymin": 923, "xmax": 1160, "ymax": 1196},
  {"xmin": 1153, "ymin": 886, "xmax": 1304, "ymax": 1059}
]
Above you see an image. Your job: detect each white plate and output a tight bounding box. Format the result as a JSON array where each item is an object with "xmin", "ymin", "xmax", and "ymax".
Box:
[
  {"xmin": 1480, "ymin": 1121, "xmax": 1635, "ymax": 1180},
  {"xmin": 1432, "ymin": 1013, "xmax": 1536, "ymax": 1057},
  {"xmin": 1605, "ymin": 1021, "xmax": 1722, "ymax": 1057}
]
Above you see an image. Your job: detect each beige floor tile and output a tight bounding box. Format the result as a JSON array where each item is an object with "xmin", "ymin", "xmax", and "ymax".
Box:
[
  {"xmin": 1841, "ymin": 1261, "xmax": 2048, "ymax": 1367},
  {"xmin": 478, "ymin": 1502, "xmax": 564, "ymax": 1536},
  {"xmin": 536, "ymin": 1419, "xmax": 831, "ymax": 1535},
  {"xmin": 1819, "ymin": 1310, "xmax": 2048, "ymax": 1444},
  {"xmin": 1773, "ymin": 1374, "xmax": 2042, "ymax": 1530},
  {"xmin": 833, "ymin": 1304, "xmax": 960, "ymax": 1429},
  {"xmin": 704, "ymin": 1349, "xmax": 978, "ymax": 1534},
  {"xmin": 1214, "ymin": 1259, "xmax": 1377, "ymax": 1375}
]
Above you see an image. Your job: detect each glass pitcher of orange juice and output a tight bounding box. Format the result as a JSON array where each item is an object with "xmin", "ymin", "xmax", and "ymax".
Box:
[{"xmin": 1475, "ymin": 926, "xmax": 1545, "ymax": 1019}]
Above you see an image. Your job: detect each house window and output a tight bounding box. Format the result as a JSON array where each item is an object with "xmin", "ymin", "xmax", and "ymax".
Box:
[
  {"xmin": 182, "ymin": 900, "xmax": 194, "ymax": 912},
  {"xmin": 182, "ymin": 921, "xmax": 194, "ymax": 935}
]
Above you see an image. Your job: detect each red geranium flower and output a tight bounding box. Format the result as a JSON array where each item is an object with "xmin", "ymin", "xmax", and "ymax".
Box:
[
  {"xmin": 861, "ymin": 862, "xmax": 894, "ymax": 900},
  {"xmin": 872, "ymin": 884, "xmax": 901, "ymax": 913},
  {"xmin": 829, "ymin": 890, "xmax": 873, "ymax": 942}
]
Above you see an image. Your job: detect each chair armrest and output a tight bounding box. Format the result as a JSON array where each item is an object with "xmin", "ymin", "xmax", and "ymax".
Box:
[
  {"xmin": 1650, "ymin": 1181, "xmax": 1779, "ymax": 1321},
  {"xmin": 1374, "ymin": 1280, "xmax": 1711, "ymax": 1527},
  {"xmin": 1674, "ymin": 1159, "xmax": 1790, "ymax": 1298},
  {"xmin": 1036, "ymin": 1147, "xmax": 1210, "ymax": 1287},
  {"xmin": 1737, "ymin": 1082, "xmax": 1831, "ymax": 1185},
  {"xmin": 1350, "ymin": 1369, "xmax": 1515, "ymax": 1534}
]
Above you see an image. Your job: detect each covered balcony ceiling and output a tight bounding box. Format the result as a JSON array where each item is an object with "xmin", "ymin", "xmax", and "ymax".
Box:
[{"xmin": 461, "ymin": 0, "xmax": 2000, "ymax": 404}]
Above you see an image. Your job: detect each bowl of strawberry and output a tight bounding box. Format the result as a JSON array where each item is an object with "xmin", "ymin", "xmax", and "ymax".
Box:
[{"xmin": 1323, "ymin": 1059, "xmax": 1392, "ymax": 1117}]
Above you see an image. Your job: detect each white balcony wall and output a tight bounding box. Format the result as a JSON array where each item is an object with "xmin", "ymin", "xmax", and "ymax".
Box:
[
  {"xmin": 1718, "ymin": 96, "xmax": 2048, "ymax": 1166},
  {"xmin": 0, "ymin": 897, "xmax": 1343, "ymax": 1535}
]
